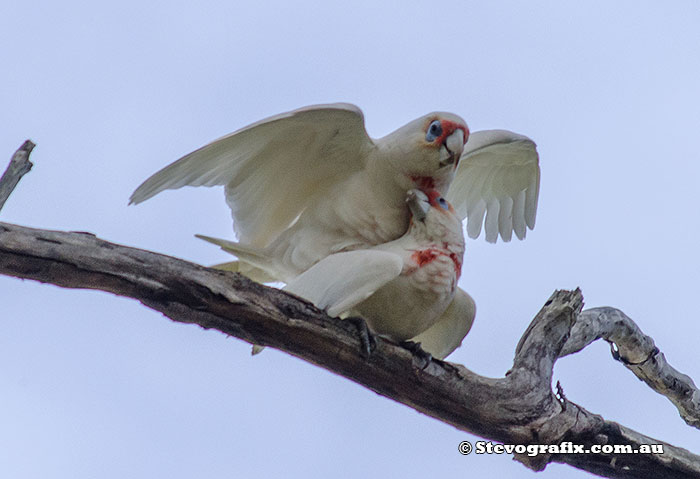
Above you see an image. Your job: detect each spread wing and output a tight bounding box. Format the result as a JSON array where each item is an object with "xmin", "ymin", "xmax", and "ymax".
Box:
[
  {"xmin": 410, "ymin": 287, "xmax": 476, "ymax": 359},
  {"xmin": 130, "ymin": 103, "xmax": 375, "ymax": 247},
  {"xmin": 447, "ymin": 130, "xmax": 540, "ymax": 243},
  {"xmin": 284, "ymin": 250, "xmax": 403, "ymax": 318}
]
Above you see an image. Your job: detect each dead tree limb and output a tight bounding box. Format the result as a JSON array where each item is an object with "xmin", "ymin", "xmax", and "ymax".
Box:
[
  {"xmin": 1, "ymin": 221, "xmax": 699, "ymax": 479},
  {"xmin": 561, "ymin": 308, "xmax": 700, "ymax": 429},
  {"xmin": 0, "ymin": 140, "xmax": 35, "ymax": 212}
]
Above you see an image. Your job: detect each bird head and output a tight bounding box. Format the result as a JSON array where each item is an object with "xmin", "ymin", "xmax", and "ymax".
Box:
[
  {"xmin": 406, "ymin": 189, "xmax": 462, "ymax": 238},
  {"xmin": 381, "ymin": 112, "xmax": 469, "ymax": 186}
]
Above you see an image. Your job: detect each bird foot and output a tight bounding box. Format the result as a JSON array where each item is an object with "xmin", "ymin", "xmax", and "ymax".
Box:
[
  {"xmin": 345, "ymin": 316, "xmax": 376, "ymax": 359},
  {"xmin": 400, "ymin": 340, "xmax": 432, "ymax": 369}
]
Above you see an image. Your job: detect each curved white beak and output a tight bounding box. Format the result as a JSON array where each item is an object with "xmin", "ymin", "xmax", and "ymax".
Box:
[
  {"xmin": 406, "ymin": 189, "xmax": 430, "ymax": 222},
  {"xmin": 439, "ymin": 129, "xmax": 465, "ymax": 168}
]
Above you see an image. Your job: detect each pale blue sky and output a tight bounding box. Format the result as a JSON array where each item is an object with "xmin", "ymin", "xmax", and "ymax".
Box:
[{"xmin": 1, "ymin": 1, "xmax": 699, "ymax": 478}]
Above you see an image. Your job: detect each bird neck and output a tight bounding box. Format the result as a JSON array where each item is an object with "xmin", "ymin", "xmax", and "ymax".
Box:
[{"xmin": 364, "ymin": 158, "xmax": 413, "ymax": 208}]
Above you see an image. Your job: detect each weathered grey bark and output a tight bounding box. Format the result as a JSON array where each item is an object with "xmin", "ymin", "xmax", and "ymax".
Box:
[
  {"xmin": 1, "ymin": 222, "xmax": 699, "ymax": 479},
  {"xmin": 0, "ymin": 140, "xmax": 35, "ymax": 211},
  {"xmin": 1, "ymin": 141, "xmax": 699, "ymax": 478},
  {"xmin": 561, "ymin": 308, "xmax": 700, "ymax": 429}
]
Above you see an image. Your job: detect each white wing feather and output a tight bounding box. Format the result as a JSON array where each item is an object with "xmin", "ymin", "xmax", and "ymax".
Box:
[
  {"xmin": 130, "ymin": 103, "xmax": 375, "ymax": 247},
  {"xmin": 447, "ymin": 130, "xmax": 540, "ymax": 243},
  {"xmin": 284, "ymin": 250, "xmax": 403, "ymax": 318},
  {"xmin": 410, "ymin": 288, "xmax": 476, "ymax": 360}
]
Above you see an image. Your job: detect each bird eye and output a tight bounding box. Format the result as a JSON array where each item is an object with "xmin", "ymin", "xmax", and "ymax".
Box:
[
  {"xmin": 438, "ymin": 197, "xmax": 449, "ymax": 210},
  {"xmin": 425, "ymin": 120, "xmax": 443, "ymax": 142}
]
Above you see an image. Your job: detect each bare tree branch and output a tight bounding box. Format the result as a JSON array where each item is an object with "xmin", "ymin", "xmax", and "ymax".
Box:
[
  {"xmin": 0, "ymin": 140, "xmax": 35, "ymax": 212},
  {"xmin": 1, "ymin": 141, "xmax": 698, "ymax": 478},
  {"xmin": 561, "ymin": 307, "xmax": 700, "ymax": 429},
  {"xmin": 1, "ymin": 221, "xmax": 699, "ymax": 479}
]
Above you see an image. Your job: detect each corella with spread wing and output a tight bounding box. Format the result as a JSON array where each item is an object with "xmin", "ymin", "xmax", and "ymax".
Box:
[
  {"xmin": 200, "ymin": 189, "xmax": 475, "ymax": 360},
  {"xmin": 130, "ymin": 103, "xmax": 540, "ymax": 281}
]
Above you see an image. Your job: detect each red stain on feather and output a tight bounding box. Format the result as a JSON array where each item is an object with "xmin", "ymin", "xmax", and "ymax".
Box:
[
  {"xmin": 411, "ymin": 248, "xmax": 439, "ymax": 266},
  {"xmin": 449, "ymin": 252, "xmax": 462, "ymax": 278},
  {"xmin": 411, "ymin": 248, "xmax": 462, "ymax": 278},
  {"xmin": 426, "ymin": 190, "xmax": 442, "ymax": 205},
  {"xmin": 434, "ymin": 119, "xmax": 470, "ymax": 147},
  {"xmin": 410, "ymin": 176, "xmax": 435, "ymax": 190}
]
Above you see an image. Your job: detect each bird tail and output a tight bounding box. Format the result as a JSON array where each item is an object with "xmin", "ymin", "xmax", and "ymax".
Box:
[{"xmin": 195, "ymin": 234, "xmax": 282, "ymax": 283}]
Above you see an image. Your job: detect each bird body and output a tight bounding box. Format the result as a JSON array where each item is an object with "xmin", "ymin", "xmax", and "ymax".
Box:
[{"xmin": 410, "ymin": 287, "xmax": 475, "ymax": 360}]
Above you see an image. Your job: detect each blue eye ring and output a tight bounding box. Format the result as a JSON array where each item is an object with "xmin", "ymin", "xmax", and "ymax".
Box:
[
  {"xmin": 438, "ymin": 197, "xmax": 449, "ymax": 210},
  {"xmin": 426, "ymin": 120, "xmax": 443, "ymax": 142}
]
